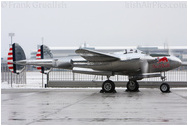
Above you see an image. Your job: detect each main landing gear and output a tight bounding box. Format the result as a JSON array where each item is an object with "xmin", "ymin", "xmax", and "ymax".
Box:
[
  {"xmin": 100, "ymin": 77, "xmax": 140, "ymax": 93},
  {"xmin": 100, "ymin": 80, "xmax": 116, "ymax": 93},
  {"xmin": 126, "ymin": 80, "xmax": 139, "ymax": 92}
]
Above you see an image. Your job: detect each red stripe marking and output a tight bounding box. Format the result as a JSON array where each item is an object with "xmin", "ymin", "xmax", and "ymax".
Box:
[
  {"xmin": 8, "ymin": 67, "xmax": 13, "ymax": 69},
  {"xmin": 8, "ymin": 53, "xmax": 13, "ymax": 55},
  {"xmin": 7, "ymin": 62, "xmax": 13, "ymax": 65},
  {"xmin": 9, "ymin": 48, "xmax": 12, "ymax": 50},
  {"xmin": 37, "ymin": 68, "xmax": 42, "ymax": 70},
  {"xmin": 36, "ymin": 54, "xmax": 41, "ymax": 56},
  {"xmin": 7, "ymin": 57, "xmax": 13, "ymax": 60},
  {"xmin": 38, "ymin": 49, "xmax": 41, "ymax": 51}
]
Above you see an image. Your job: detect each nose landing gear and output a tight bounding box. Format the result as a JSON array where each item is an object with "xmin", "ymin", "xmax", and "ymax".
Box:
[
  {"xmin": 160, "ymin": 72, "xmax": 170, "ymax": 93},
  {"xmin": 160, "ymin": 83, "xmax": 170, "ymax": 93}
]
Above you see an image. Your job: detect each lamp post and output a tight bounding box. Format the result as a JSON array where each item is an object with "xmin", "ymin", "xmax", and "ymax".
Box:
[{"xmin": 9, "ymin": 33, "xmax": 15, "ymax": 87}]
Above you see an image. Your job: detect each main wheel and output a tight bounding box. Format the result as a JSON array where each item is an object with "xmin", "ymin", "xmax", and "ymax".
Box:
[
  {"xmin": 160, "ymin": 83, "xmax": 170, "ymax": 93},
  {"xmin": 102, "ymin": 80, "xmax": 115, "ymax": 93},
  {"xmin": 127, "ymin": 80, "xmax": 139, "ymax": 92}
]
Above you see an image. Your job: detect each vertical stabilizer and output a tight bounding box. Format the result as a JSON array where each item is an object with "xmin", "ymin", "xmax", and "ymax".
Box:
[
  {"xmin": 7, "ymin": 43, "xmax": 26, "ymax": 74},
  {"xmin": 36, "ymin": 45, "xmax": 53, "ymax": 74}
]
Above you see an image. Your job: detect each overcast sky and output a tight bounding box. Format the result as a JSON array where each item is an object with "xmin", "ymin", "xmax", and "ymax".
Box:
[{"xmin": 1, "ymin": 1, "xmax": 187, "ymax": 58}]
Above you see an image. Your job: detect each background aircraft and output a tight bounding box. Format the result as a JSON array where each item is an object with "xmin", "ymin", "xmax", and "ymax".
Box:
[{"xmin": 8, "ymin": 43, "xmax": 183, "ymax": 93}]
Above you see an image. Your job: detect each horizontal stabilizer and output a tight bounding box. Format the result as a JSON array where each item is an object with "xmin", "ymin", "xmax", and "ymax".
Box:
[{"xmin": 15, "ymin": 59, "xmax": 53, "ymax": 68}]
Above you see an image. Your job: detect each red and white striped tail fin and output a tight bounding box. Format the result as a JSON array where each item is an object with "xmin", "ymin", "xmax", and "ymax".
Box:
[
  {"xmin": 36, "ymin": 49, "xmax": 41, "ymax": 59},
  {"xmin": 35, "ymin": 45, "xmax": 53, "ymax": 74},
  {"xmin": 7, "ymin": 43, "xmax": 26, "ymax": 74},
  {"xmin": 7, "ymin": 45, "xmax": 14, "ymax": 73},
  {"xmin": 36, "ymin": 48, "xmax": 42, "ymax": 72}
]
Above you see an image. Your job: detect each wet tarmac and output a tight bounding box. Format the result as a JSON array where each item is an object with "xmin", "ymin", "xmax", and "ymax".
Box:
[{"xmin": 1, "ymin": 88, "xmax": 187, "ymax": 125}]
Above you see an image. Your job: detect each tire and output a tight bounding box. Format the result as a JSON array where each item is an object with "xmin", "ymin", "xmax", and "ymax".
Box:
[
  {"xmin": 127, "ymin": 81, "xmax": 139, "ymax": 92},
  {"xmin": 160, "ymin": 83, "xmax": 170, "ymax": 93},
  {"xmin": 102, "ymin": 80, "xmax": 115, "ymax": 93}
]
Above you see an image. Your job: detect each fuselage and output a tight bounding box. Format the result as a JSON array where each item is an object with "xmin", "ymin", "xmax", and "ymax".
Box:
[{"xmin": 71, "ymin": 52, "xmax": 182, "ymax": 75}]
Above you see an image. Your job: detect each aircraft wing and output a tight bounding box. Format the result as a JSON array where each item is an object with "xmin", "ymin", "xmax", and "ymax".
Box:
[{"xmin": 75, "ymin": 49, "xmax": 120, "ymax": 62}]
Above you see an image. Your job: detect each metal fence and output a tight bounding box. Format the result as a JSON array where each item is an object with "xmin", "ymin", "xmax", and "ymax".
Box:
[
  {"xmin": 49, "ymin": 66, "xmax": 187, "ymax": 82},
  {"xmin": 1, "ymin": 61, "xmax": 187, "ymax": 85},
  {"xmin": 1, "ymin": 62, "xmax": 26, "ymax": 84}
]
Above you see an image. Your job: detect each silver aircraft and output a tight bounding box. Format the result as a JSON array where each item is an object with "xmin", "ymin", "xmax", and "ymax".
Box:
[{"xmin": 7, "ymin": 43, "xmax": 183, "ymax": 93}]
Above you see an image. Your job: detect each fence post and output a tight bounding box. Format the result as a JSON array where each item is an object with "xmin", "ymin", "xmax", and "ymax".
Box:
[{"xmin": 73, "ymin": 72, "xmax": 75, "ymax": 81}]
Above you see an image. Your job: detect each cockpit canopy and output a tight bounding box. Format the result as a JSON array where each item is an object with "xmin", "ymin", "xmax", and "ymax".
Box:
[
  {"xmin": 124, "ymin": 49, "xmax": 143, "ymax": 54},
  {"xmin": 113, "ymin": 49, "xmax": 143, "ymax": 55}
]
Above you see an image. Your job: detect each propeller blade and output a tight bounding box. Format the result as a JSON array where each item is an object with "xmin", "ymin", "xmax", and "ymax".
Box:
[{"xmin": 140, "ymin": 56, "xmax": 149, "ymax": 74}]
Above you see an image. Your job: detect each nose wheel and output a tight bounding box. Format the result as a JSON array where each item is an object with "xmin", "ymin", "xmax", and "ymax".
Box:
[
  {"xmin": 160, "ymin": 83, "xmax": 170, "ymax": 93},
  {"xmin": 160, "ymin": 72, "xmax": 170, "ymax": 93}
]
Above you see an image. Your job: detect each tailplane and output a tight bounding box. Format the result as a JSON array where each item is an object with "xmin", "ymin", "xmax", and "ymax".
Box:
[{"xmin": 7, "ymin": 43, "xmax": 26, "ymax": 74}]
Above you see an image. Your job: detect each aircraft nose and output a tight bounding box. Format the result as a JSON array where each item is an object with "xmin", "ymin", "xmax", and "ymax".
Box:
[{"xmin": 171, "ymin": 56, "xmax": 182, "ymax": 68}]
